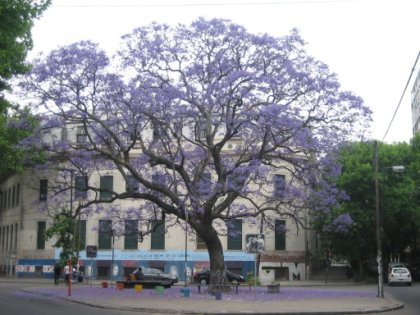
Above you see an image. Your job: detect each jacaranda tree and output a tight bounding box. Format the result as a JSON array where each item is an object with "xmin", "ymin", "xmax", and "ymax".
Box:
[{"xmin": 19, "ymin": 18, "xmax": 371, "ymax": 288}]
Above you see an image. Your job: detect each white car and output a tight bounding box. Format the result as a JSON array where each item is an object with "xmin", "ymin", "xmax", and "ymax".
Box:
[{"xmin": 388, "ymin": 267, "xmax": 412, "ymax": 286}]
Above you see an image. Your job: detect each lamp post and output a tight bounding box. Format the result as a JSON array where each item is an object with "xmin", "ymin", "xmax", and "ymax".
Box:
[
  {"xmin": 374, "ymin": 141, "xmax": 383, "ymax": 298},
  {"xmin": 184, "ymin": 209, "xmax": 188, "ymax": 287},
  {"xmin": 373, "ymin": 141, "xmax": 405, "ymax": 298},
  {"xmin": 110, "ymin": 228, "xmax": 115, "ymax": 288}
]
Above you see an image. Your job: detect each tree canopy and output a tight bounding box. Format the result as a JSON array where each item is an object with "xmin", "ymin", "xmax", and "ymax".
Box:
[
  {"xmin": 321, "ymin": 138, "xmax": 420, "ymax": 276},
  {"xmin": 19, "ymin": 18, "xmax": 371, "ymax": 287},
  {"xmin": 0, "ymin": 0, "xmax": 50, "ymax": 176}
]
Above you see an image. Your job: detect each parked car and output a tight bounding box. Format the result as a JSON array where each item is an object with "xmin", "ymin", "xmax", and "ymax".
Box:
[
  {"xmin": 387, "ymin": 267, "xmax": 412, "ymax": 286},
  {"xmin": 130, "ymin": 267, "xmax": 178, "ymax": 287},
  {"xmin": 193, "ymin": 269, "xmax": 245, "ymax": 285}
]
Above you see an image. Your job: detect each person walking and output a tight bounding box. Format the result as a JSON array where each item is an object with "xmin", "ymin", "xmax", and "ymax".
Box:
[{"xmin": 53, "ymin": 263, "xmax": 61, "ymax": 285}]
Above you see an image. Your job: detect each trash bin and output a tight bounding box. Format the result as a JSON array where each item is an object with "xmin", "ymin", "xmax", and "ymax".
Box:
[
  {"xmin": 214, "ymin": 291, "xmax": 222, "ymax": 300},
  {"xmin": 155, "ymin": 286, "xmax": 165, "ymax": 294},
  {"xmin": 134, "ymin": 284, "xmax": 143, "ymax": 292},
  {"xmin": 181, "ymin": 288, "xmax": 190, "ymax": 297}
]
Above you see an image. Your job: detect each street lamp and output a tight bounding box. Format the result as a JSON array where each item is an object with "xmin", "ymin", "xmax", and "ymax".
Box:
[
  {"xmin": 184, "ymin": 209, "xmax": 188, "ymax": 287},
  {"xmin": 373, "ymin": 141, "xmax": 383, "ymax": 298},
  {"xmin": 374, "ymin": 141, "xmax": 405, "ymax": 298},
  {"xmin": 110, "ymin": 228, "xmax": 115, "ymax": 288}
]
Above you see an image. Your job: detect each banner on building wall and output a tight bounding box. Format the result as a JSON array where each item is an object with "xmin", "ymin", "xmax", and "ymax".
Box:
[
  {"xmin": 55, "ymin": 248, "xmax": 255, "ymax": 262},
  {"xmin": 16, "ymin": 265, "xmax": 35, "ymax": 272}
]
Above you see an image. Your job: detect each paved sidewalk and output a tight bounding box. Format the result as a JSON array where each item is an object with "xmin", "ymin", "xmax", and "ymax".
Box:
[{"xmin": 6, "ymin": 278, "xmax": 404, "ymax": 315}]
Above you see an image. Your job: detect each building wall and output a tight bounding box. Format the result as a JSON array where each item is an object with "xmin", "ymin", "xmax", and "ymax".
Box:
[
  {"xmin": 1, "ymin": 167, "xmax": 313, "ymax": 282},
  {"xmin": 411, "ymin": 69, "xmax": 420, "ymax": 135}
]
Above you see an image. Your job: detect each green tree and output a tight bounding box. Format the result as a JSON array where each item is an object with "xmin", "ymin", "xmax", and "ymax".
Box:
[
  {"xmin": 326, "ymin": 140, "xmax": 420, "ymax": 278},
  {"xmin": 0, "ymin": 0, "xmax": 50, "ymax": 176},
  {"xmin": 0, "ymin": 0, "xmax": 51, "ymax": 97},
  {"xmin": 45, "ymin": 209, "xmax": 76, "ymax": 265}
]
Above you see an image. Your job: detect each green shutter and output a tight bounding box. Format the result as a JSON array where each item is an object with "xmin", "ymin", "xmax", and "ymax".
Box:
[
  {"xmin": 275, "ymin": 220, "xmax": 286, "ymax": 250},
  {"xmin": 124, "ymin": 220, "xmax": 138, "ymax": 250},
  {"xmin": 227, "ymin": 219, "xmax": 242, "ymax": 250},
  {"xmin": 98, "ymin": 220, "xmax": 112, "ymax": 249},
  {"xmin": 75, "ymin": 176, "xmax": 88, "ymax": 199},
  {"xmin": 78, "ymin": 220, "xmax": 86, "ymax": 251},
  {"xmin": 39, "ymin": 179, "xmax": 48, "ymax": 201},
  {"xmin": 126, "ymin": 176, "xmax": 139, "ymax": 193},
  {"xmin": 37, "ymin": 221, "xmax": 46, "ymax": 249},
  {"xmin": 100, "ymin": 176, "xmax": 113, "ymax": 200},
  {"xmin": 151, "ymin": 220, "xmax": 165, "ymax": 250}
]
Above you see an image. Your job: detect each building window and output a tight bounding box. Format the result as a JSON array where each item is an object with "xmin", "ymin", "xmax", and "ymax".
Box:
[
  {"xmin": 197, "ymin": 121, "xmax": 207, "ymax": 139},
  {"xmin": 98, "ymin": 220, "xmax": 112, "ymax": 250},
  {"xmin": 227, "ymin": 219, "xmax": 242, "ymax": 250},
  {"xmin": 41, "ymin": 130, "xmax": 51, "ymax": 148},
  {"xmin": 9, "ymin": 224, "xmax": 13, "ymax": 250},
  {"xmin": 75, "ymin": 176, "xmax": 88, "ymax": 199},
  {"xmin": 7, "ymin": 188, "xmax": 11, "ymax": 208},
  {"xmin": 39, "ymin": 179, "xmax": 48, "ymax": 201},
  {"xmin": 3, "ymin": 190, "xmax": 7, "ymax": 210},
  {"xmin": 196, "ymin": 233, "xmax": 207, "ymax": 250},
  {"xmin": 151, "ymin": 220, "xmax": 165, "ymax": 250},
  {"xmin": 273, "ymin": 174, "xmax": 286, "ymax": 198},
  {"xmin": 16, "ymin": 184, "xmax": 20, "ymax": 206},
  {"xmin": 96, "ymin": 266, "xmax": 110, "ymax": 279},
  {"xmin": 1, "ymin": 226, "xmax": 5, "ymax": 251},
  {"xmin": 227, "ymin": 171, "xmax": 247, "ymax": 193},
  {"xmin": 14, "ymin": 223, "xmax": 18, "ymax": 250},
  {"xmin": 99, "ymin": 176, "xmax": 113, "ymax": 201},
  {"xmin": 198, "ymin": 172, "xmax": 212, "ymax": 196},
  {"xmin": 275, "ymin": 220, "xmax": 286, "ymax": 251},
  {"xmin": 126, "ymin": 175, "xmax": 139, "ymax": 194},
  {"xmin": 37, "ymin": 221, "xmax": 46, "ymax": 250},
  {"xmin": 12, "ymin": 186, "xmax": 15, "ymax": 207},
  {"xmin": 61, "ymin": 127, "xmax": 68, "ymax": 141},
  {"xmin": 5, "ymin": 226, "xmax": 9, "ymax": 251},
  {"xmin": 77, "ymin": 220, "xmax": 86, "ymax": 251},
  {"xmin": 1, "ymin": 226, "xmax": 6, "ymax": 251},
  {"xmin": 124, "ymin": 220, "xmax": 138, "ymax": 250},
  {"xmin": 76, "ymin": 126, "xmax": 88, "ymax": 143}
]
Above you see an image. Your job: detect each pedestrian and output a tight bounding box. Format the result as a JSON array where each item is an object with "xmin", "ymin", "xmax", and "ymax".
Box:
[
  {"xmin": 64, "ymin": 264, "xmax": 69, "ymax": 285},
  {"xmin": 53, "ymin": 263, "xmax": 61, "ymax": 285},
  {"xmin": 63, "ymin": 264, "xmax": 75, "ymax": 285}
]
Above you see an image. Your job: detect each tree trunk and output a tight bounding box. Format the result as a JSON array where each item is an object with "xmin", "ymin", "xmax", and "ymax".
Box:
[{"xmin": 199, "ymin": 224, "xmax": 228, "ymax": 291}]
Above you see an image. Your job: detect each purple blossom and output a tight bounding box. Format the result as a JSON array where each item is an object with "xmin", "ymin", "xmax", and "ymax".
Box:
[{"xmin": 17, "ymin": 18, "xmax": 371, "ymax": 280}]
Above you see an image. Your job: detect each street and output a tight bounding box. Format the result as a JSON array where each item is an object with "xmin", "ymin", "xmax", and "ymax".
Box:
[
  {"xmin": 0, "ymin": 280, "xmax": 419, "ymax": 314},
  {"xmin": 0, "ymin": 281, "xmax": 165, "ymax": 315},
  {"xmin": 371, "ymin": 283, "xmax": 420, "ymax": 315}
]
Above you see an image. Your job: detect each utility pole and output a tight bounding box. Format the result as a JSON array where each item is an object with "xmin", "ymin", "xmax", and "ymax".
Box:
[{"xmin": 374, "ymin": 141, "xmax": 384, "ymax": 298}]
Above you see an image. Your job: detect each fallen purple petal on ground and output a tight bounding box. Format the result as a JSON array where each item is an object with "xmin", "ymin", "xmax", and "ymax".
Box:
[{"xmin": 17, "ymin": 285, "xmax": 376, "ymax": 302}]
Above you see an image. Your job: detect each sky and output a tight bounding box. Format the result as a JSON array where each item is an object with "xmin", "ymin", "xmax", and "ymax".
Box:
[{"xmin": 28, "ymin": 0, "xmax": 420, "ymax": 144}]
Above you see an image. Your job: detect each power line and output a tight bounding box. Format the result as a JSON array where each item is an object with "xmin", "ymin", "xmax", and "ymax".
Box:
[{"xmin": 382, "ymin": 51, "xmax": 420, "ymax": 143}]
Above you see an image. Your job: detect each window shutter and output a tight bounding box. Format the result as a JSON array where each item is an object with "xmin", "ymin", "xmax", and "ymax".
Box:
[
  {"xmin": 100, "ymin": 176, "xmax": 113, "ymax": 200},
  {"xmin": 227, "ymin": 219, "xmax": 242, "ymax": 250},
  {"xmin": 275, "ymin": 220, "xmax": 286, "ymax": 250},
  {"xmin": 151, "ymin": 220, "xmax": 165, "ymax": 250}
]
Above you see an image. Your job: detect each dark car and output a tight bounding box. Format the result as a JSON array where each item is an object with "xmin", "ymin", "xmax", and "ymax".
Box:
[
  {"xmin": 130, "ymin": 267, "xmax": 178, "ymax": 288},
  {"xmin": 193, "ymin": 269, "xmax": 245, "ymax": 284}
]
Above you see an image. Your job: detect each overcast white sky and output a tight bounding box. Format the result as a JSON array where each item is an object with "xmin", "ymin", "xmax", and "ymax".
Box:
[{"xmin": 28, "ymin": 0, "xmax": 420, "ymax": 144}]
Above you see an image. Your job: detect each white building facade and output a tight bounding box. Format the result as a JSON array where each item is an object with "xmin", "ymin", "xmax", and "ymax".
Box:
[
  {"xmin": 0, "ymin": 167, "xmax": 313, "ymax": 283},
  {"xmin": 0, "ymin": 111, "xmax": 320, "ymax": 284},
  {"xmin": 411, "ymin": 69, "xmax": 420, "ymax": 135}
]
